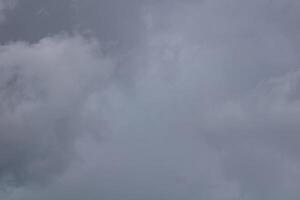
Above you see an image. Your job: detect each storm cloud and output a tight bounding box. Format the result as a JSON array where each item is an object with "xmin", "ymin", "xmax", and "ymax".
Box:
[{"xmin": 1, "ymin": 0, "xmax": 300, "ymax": 200}]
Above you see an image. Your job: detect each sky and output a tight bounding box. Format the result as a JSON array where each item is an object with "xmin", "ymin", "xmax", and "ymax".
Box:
[{"xmin": 0, "ymin": 0, "xmax": 300, "ymax": 199}]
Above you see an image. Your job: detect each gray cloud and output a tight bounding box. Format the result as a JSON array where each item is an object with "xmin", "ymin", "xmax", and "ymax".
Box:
[
  {"xmin": 0, "ymin": 34, "xmax": 112, "ymax": 187},
  {"xmin": 1, "ymin": 0, "xmax": 300, "ymax": 200},
  {"xmin": 0, "ymin": 0, "xmax": 75, "ymax": 43},
  {"xmin": 0, "ymin": 0, "xmax": 17, "ymax": 23}
]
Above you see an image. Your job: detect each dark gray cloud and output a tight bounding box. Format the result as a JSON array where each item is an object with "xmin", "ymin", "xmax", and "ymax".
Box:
[
  {"xmin": 0, "ymin": 0, "xmax": 145, "ymax": 52},
  {"xmin": 0, "ymin": 0, "xmax": 74, "ymax": 43},
  {"xmin": 0, "ymin": 0, "xmax": 18, "ymax": 23},
  {"xmin": 1, "ymin": 0, "xmax": 300, "ymax": 200}
]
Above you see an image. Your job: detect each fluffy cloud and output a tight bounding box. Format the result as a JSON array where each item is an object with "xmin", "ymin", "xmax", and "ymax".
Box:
[{"xmin": 0, "ymin": 34, "xmax": 112, "ymax": 187}]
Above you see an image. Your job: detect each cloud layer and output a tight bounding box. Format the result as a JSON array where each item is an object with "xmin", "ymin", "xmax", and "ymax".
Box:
[
  {"xmin": 1, "ymin": 0, "xmax": 300, "ymax": 200},
  {"xmin": 0, "ymin": 0, "xmax": 17, "ymax": 23}
]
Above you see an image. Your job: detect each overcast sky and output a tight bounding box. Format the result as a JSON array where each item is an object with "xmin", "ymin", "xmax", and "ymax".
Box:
[{"xmin": 1, "ymin": 0, "xmax": 300, "ymax": 199}]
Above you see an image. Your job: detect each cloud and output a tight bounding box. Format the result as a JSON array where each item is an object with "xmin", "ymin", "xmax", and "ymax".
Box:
[
  {"xmin": 202, "ymin": 69, "xmax": 300, "ymax": 199},
  {"xmin": 0, "ymin": 34, "xmax": 113, "ymax": 187},
  {"xmin": 131, "ymin": 1, "xmax": 300, "ymax": 199},
  {"xmin": 2, "ymin": 0, "xmax": 300, "ymax": 200},
  {"xmin": 0, "ymin": 0, "xmax": 17, "ymax": 23}
]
